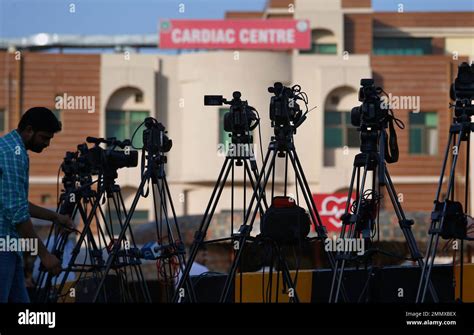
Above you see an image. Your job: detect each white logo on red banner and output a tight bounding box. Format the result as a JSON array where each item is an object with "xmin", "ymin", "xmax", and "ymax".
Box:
[{"xmin": 313, "ymin": 193, "xmax": 355, "ymax": 233}]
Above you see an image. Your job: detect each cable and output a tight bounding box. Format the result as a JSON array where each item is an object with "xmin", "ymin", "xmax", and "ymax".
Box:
[
  {"xmin": 253, "ymin": 109, "xmax": 265, "ymax": 169},
  {"xmin": 56, "ymin": 163, "xmax": 62, "ymax": 207},
  {"xmin": 130, "ymin": 120, "xmax": 146, "ymax": 150}
]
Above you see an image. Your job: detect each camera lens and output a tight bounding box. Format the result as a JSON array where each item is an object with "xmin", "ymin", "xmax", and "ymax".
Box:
[{"xmin": 351, "ymin": 106, "xmax": 361, "ymax": 127}]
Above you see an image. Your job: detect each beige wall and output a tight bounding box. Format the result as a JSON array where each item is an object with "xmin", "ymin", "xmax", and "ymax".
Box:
[
  {"xmin": 291, "ymin": 54, "xmax": 371, "ymax": 193},
  {"xmin": 98, "ymin": 13, "xmax": 474, "ymax": 217},
  {"xmin": 171, "ymin": 51, "xmax": 291, "ymax": 216}
]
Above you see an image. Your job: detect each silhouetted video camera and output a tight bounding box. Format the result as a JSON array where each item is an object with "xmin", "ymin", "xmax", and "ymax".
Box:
[
  {"xmin": 204, "ymin": 91, "xmax": 259, "ymax": 143},
  {"xmin": 450, "ymin": 62, "xmax": 474, "ymax": 118},
  {"xmin": 142, "ymin": 117, "xmax": 172, "ymax": 155},
  {"xmin": 86, "ymin": 137, "xmax": 138, "ymax": 172},
  {"xmin": 268, "ymin": 82, "xmax": 306, "ymax": 130},
  {"xmin": 351, "ymin": 79, "xmax": 389, "ymax": 129}
]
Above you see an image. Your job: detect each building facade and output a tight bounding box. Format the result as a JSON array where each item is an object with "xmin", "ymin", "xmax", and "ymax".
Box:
[{"xmin": 1, "ymin": 0, "xmax": 473, "ymax": 241}]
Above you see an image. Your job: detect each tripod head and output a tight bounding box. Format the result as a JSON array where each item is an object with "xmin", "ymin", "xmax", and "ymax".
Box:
[
  {"xmin": 205, "ymin": 91, "xmax": 259, "ymax": 144},
  {"xmin": 450, "ymin": 62, "xmax": 474, "ymax": 121}
]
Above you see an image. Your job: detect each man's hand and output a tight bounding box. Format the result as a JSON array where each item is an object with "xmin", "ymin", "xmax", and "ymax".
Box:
[
  {"xmin": 40, "ymin": 252, "xmax": 62, "ymax": 276},
  {"xmin": 53, "ymin": 213, "xmax": 74, "ymax": 233}
]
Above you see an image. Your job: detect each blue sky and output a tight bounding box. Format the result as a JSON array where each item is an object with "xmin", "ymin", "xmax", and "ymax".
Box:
[{"xmin": 0, "ymin": 0, "xmax": 473, "ymax": 38}]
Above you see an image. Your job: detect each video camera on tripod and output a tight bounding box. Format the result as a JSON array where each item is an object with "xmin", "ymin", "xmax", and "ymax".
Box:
[
  {"xmin": 142, "ymin": 117, "xmax": 172, "ymax": 155},
  {"xmin": 430, "ymin": 62, "xmax": 474, "ymax": 241},
  {"xmin": 450, "ymin": 61, "xmax": 474, "ymax": 118},
  {"xmin": 204, "ymin": 91, "xmax": 259, "ymax": 144},
  {"xmin": 350, "ymin": 79, "xmax": 403, "ymax": 165},
  {"xmin": 417, "ymin": 62, "xmax": 474, "ymax": 303},
  {"xmin": 351, "ymin": 79, "xmax": 390, "ymax": 129},
  {"xmin": 268, "ymin": 82, "xmax": 308, "ymax": 133},
  {"xmin": 86, "ymin": 137, "xmax": 138, "ymax": 173}
]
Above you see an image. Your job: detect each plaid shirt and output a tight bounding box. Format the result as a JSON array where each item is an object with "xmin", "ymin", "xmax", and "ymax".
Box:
[{"xmin": 0, "ymin": 130, "xmax": 30, "ymax": 239}]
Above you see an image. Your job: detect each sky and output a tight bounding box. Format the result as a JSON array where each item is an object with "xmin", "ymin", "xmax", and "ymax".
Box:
[{"xmin": 0, "ymin": 0, "xmax": 473, "ymax": 38}]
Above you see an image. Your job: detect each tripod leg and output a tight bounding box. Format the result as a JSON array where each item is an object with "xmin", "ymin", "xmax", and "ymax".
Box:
[
  {"xmin": 288, "ymin": 149, "xmax": 355, "ymax": 302},
  {"xmin": 247, "ymin": 158, "xmax": 269, "ymax": 211},
  {"xmin": 173, "ymin": 157, "xmax": 234, "ymax": 302},
  {"xmin": 155, "ymin": 177, "xmax": 187, "ymax": 301},
  {"xmin": 36, "ymin": 204, "xmax": 79, "ymax": 302},
  {"xmin": 114, "ymin": 190, "xmax": 152, "ymax": 303},
  {"xmin": 459, "ymin": 131, "xmax": 470, "ymax": 302},
  {"xmin": 333, "ymin": 160, "xmax": 370, "ymax": 303},
  {"xmin": 329, "ymin": 165, "xmax": 358, "ymax": 302},
  {"xmin": 160, "ymin": 175, "xmax": 196, "ymax": 302},
  {"xmin": 416, "ymin": 131, "xmax": 453, "ymax": 302},
  {"xmin": 275, "ymin": 244, "xmax": 300, "ymax": 303},
  {"xmin": 92, "ymin": 175, "xmax": 149, "ymax": 302},
  {"xmin": 418, "ymin": 130, "xmax": 463, "ymax": 302},
  {"xmin": 243, "ymin": 159, "xmax": 268, "ymax": 214},
  {"xmin": 384, "ymin": 168, "xmax": 439, "ymax": 302},
  {"xmin": 54, "ymin": 199, "xmax": 100, "ymax": 302},
  {"xmin": 219, "ymin": 149, "xmax": 278, "ymax": 303},
  {"xmin": 151, "ymin": 181, "xmax": 173, "ymax": 302}
]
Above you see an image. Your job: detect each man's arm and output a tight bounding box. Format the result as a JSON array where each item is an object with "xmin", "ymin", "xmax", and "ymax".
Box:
[
  {"xmin": 1, "ymin": 150, "xmax": 62, "ymax": 275},
  {"xmin": 29, "ymin": 202, "xmax": 57, "ymax": 221},
  {"xmin": 16, "ymin": 218, "xmax": 61, "ymax": 275},
  {"xmin": 29, "ymin": 202, "xmax": 74, "ymax": 230}
]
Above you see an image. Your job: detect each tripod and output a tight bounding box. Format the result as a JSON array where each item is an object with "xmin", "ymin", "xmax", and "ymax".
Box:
[
  {"xmin": 417, "ymin": 114, "xmax": 473, "ymax": 303},
  {"xmin": 217, "ymin": 123, "xmax": 345, "ymax": 303},
  {"xmin": 329, "ymin": 126, "xmax": 438, "ymax": 303},
  {"xmin": 173, "ymin": 144, "xmax": 268, "ymax": 302},
  {"xmin": 55, "ymin": 166, "xmax": 151, "ymax": 302},
  {"xmin": 34, "ymin": 167, "xmax": 95, "ymax": 302},
  {"xmin": 93, "ymin": 119, "xmax": 187, "ymax": 303}
]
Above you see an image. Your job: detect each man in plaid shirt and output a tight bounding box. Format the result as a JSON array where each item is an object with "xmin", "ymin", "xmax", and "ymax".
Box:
[{"xmin": 0, "ymin": 107, "xmax": 73, "ymax": 303}]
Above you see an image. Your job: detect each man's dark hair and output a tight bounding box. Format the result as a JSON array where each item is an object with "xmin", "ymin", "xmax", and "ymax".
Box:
[{"xmin": 18, "ymin": 107, "xmax": 62, "ymax": 133}]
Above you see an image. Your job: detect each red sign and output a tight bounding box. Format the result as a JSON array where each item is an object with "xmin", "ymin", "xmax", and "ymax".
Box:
[
  {"xmin": 159, "ymin": 19, "xmax": 311, "ymax": 50},
  {"xmin": 313, "ymin": 193, "xmax": 355, "ymax": 233}
]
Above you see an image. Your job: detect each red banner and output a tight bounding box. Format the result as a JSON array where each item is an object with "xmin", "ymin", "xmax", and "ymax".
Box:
[
  {"xmin": 313, "ymin": 193, "xmax": 355, "ymax": 233},
  {"xmin": 159, "ymin": 19, "xmax": 311, "ymax": 50}
]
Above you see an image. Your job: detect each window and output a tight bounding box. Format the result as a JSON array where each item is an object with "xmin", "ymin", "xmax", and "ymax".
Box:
[
  {"xmin": 300, "ymin": 29, "xmax": 337, "ymax": 55},
  {"xmin": 324, "ymin": 111, "xmax": 359, "ymax": 149},
  {"xmin": 302, "ymin": 43, "xmax": 337, "ymax": 55},
  {"xmin": 409, "ymin": 112, "xmax": 438, "ymax": 155},
  {"xmin": 0, "ymin": 109, "xmax": 5, "ymax": 132},
  {"xmin": 373, "ymin": 38, "xmax": 432, "ymax": 55},
  {"xmin": 106, "ymin": 110, "xmax": 149, "ymax": 147},
  {"xmin": 219, "ymin": 108, "xmax": 231, "ymax": 148}
]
